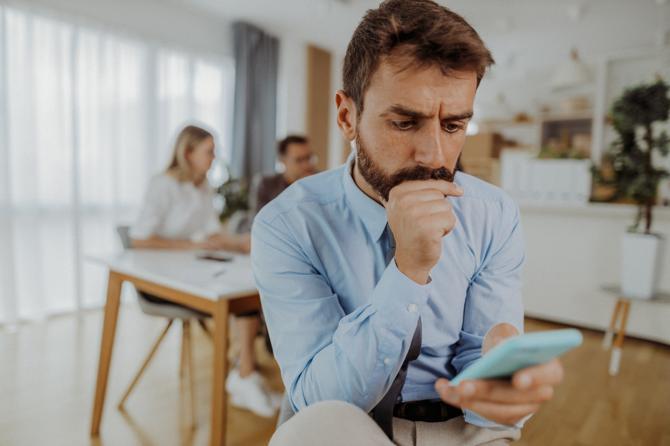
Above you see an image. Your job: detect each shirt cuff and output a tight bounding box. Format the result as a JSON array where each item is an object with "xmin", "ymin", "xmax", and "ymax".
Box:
[
  {"xmin": 464, "ymin": 409, "xmax": 531, "ymax": 429},
  {"xmin": 369, "ymin": 259, "xmax": 432, "ymax": 333}
]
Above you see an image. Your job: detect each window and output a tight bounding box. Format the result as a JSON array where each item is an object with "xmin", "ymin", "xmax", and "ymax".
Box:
[{"xmin": 0, "ymin": 5, "xmax": 234, "ymax": 323}]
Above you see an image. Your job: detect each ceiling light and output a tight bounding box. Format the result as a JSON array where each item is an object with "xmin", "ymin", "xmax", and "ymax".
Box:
[{"xmin": 551, "ymin": 48, "xmax": 592, "ymax": 90}]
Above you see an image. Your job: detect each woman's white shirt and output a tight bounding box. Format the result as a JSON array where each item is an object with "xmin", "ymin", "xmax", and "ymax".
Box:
[{"xmin": 130, "ymin": 173, "xmax": 221, "ymax": 242}]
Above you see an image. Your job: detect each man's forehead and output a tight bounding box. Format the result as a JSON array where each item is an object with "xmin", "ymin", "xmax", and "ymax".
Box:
[
  {"xmin": 364, "ymin": 58, "xmax": 477, "ymax": 114},
  {"xmin": 286, "ymin": 143, "xmax": 311, "ymax": 154}
]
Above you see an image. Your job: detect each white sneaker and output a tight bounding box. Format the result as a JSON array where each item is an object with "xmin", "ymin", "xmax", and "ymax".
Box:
[{"xmin": 226, "ymin": 369, "xmax": 277, "ymax": 418}]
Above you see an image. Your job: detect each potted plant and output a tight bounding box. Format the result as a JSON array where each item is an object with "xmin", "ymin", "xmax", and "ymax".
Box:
[
  {"xmin": 601, "ymin": 79, "xmax": 670, "ymax": 298},
  {"xmin": 216, "ymin": 165, "xmax": 252, "ymax": 233}
]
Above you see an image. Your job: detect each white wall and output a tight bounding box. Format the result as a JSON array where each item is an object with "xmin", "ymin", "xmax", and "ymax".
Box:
[
  {"xmin": 277, "ymin": 41, "xmax": 349, "ymax": 171},
  {"xmin": 521, "ymin": 204, "xmax": 670, "ymax": 344},
  {"xmin": 276, "ymin": 35, "xmax": 307, "ymax": 138},
  {"xmin": 328, "ymin": 51, "xmax": 347, "ymax": 169}
]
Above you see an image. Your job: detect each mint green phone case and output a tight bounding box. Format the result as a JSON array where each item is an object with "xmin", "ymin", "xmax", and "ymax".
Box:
[{"xmin": 449, "ymin": 329, "xmax": 583, "ymax": 385}]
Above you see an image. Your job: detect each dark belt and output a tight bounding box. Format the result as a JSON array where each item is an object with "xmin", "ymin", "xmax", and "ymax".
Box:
[{"xmin": 393, "ymin": 399, "xmax": 463, "ymax": 423}]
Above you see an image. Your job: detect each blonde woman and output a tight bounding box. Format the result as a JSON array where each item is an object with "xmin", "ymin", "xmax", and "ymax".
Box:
[{"xmin": 130, "ymin": 125, "xmax": 278, "ymax": 417}]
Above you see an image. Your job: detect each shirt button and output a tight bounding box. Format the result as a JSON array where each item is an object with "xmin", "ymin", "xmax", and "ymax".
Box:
[
  {"xmin": 383, "ymin": 358, "xmax": 391, "ymax": 365},
  {"xmin": 407, "ymin": 303, "xmax": 418, "ymax": 313}
]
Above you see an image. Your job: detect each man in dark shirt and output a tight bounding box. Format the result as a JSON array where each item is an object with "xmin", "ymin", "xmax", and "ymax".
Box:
[{"xmin": 256, "ymin": 135, "xmax": 316, "ymax": 212}]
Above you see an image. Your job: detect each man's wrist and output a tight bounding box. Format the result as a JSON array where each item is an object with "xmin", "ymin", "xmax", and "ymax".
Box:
[{"xmin": 394, "ymin": 258, "xmax": 430, "ymax": 285}]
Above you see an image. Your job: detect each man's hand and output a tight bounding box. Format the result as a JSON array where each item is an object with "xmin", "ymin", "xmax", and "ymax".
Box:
[
  {"xmin": 384, "ymin": 180, "xmax": 463, "ymax": 284},
  {"xmin": 434, "ymin": 324, "xmax": 564, "ymax": 426}
]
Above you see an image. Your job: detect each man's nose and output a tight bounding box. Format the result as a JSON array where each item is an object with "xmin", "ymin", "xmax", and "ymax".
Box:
[{"xmin": 413, "ymin": 120, "xmax": 447, "ymax": 169}]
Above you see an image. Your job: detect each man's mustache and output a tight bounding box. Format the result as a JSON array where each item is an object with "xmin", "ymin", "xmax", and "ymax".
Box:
[{"xmin": 388, "ymin": 165, "xmax": 455, "ymax": 189}]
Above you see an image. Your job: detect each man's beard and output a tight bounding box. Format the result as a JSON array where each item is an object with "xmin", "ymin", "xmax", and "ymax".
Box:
[{"xmin": 355, "ymin": 135, "xmax": 455, "ymax": 202}]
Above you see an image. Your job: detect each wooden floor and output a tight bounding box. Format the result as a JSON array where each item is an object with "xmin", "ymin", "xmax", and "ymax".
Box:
[
  {"xmin": 0, "ymin": 306, "xmax": 668, "ymax": 446},
  {"xmin": 517, "ymin": 319, "xmax": 670, "ymax": 446}
]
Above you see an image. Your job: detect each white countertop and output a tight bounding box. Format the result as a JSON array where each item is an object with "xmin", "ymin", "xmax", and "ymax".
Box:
[{"xmin": 519, "ymin": 202, "xmax": 670, "ymax": 220}]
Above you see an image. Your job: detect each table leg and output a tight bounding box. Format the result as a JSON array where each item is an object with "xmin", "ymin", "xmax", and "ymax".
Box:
[
  {"xmin": 210, "ymin": 299, "xmax": 230, "ymax": 446},
  {"xmin": 609, "ymin": 300, "xmax": 631, "ymax": 376},
  {"xmin": 90, "ymin": 271, "xmax": 123, "ymax": 436},
  {"xmin": 602, "ymin": 299, "xmax": 623, "ymax": 350}
]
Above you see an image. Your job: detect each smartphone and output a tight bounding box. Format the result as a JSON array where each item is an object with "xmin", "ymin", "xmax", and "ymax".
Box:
[
  {"xmin": 449, "ymin": 328, "xmax": 583, "ymax": 385},
  {"xmin": 197, "ymin": 252, "xmax": 233, "ymax": 262}
]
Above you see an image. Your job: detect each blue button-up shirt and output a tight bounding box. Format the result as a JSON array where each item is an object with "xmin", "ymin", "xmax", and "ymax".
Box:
[{"xmin": 251, "ymin": 155, "xmax": 525, "ymax": 427}]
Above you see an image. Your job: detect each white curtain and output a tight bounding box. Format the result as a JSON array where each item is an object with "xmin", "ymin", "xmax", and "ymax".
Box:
[{"xmin": 0, "ymin": 5, "xmax": 235, "ymax": 324}]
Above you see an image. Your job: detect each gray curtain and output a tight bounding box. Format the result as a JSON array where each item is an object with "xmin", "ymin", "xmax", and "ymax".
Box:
[{"xmin": 231, "ymin": 22, "xmax": 279, "ymax": 180}]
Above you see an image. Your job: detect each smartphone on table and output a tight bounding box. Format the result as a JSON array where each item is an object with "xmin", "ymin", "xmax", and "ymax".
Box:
[{"xmin": 197, "ymin": 251, "xmax": 233, "ymax": 262}]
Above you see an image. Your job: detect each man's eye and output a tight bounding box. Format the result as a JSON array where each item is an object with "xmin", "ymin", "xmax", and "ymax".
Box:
[
  {"xmin": 392, "ymin": 120, "xmax": 416, "ymax": 131},
  {"xmin": 444, "ymin": 123, "xmax": 464, "ymax": 134}
]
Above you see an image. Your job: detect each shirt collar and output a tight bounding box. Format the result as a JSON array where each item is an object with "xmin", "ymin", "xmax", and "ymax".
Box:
[{"xmin": 342, "ymin": 151, "xmax": 388, "ymax": 243}]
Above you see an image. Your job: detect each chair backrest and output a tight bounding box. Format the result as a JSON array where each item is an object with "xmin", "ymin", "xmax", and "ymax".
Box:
[
  {"xmin": 116, "ymin": 225, "xmax": 132, "ymax": 250},
  {"xmin": 114, "ymin": 224, "xmax": 169, "ymax": 313}
]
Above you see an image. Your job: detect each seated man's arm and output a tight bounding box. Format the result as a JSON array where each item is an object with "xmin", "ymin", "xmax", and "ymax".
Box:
[
  {"xmin": 255, "ymin": 177, "xmax": 279, "ymax": 213},
  {"xmin": 449, "ymin": 196, "xmax": 526, "ymax": 427},
  {"xmin": 251, "ymin": 212, "xmax": 431, "ymax": 413},
  {"xmin": 451, "ymin": 197, "xmax": 525, "ymax": 372}
]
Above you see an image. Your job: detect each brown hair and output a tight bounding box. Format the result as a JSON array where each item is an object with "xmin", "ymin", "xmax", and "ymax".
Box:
[
  {"xmin": 278, "ymin": 134, "xmax": 308, "ymax": 157},
  {"xmin": 166, "ymin": 125, "xmax": 213, "ymax": 182},
  {"xmin": 343, "ymin": 0, "xmax": 494, "ymax": 113}
]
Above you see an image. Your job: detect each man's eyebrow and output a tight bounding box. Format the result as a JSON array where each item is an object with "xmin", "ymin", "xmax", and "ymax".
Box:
[
  {"xmin": 443, "ymin": 111, "xmax": 474, "ymax": 121},
  {"xmin": 381, "ymin": 105, "xmax": 430, "ymax": 119},
  {"xmin": 381, "ymin": 104, "xmax": 473, "ymax": 121}
]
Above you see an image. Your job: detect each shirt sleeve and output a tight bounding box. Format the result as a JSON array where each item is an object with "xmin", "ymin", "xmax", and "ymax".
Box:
[
  {"xmin": 251, "ymin": 212, "xmax": 431, "ymax": 413},
  {"xmin": 129, "ymin": 176, "xmax": 171, "ymax": 240},
  {"xmin": 449, "ymin": 196, "xmax": 526, "ymax": 428},
  {"xmin": 255, "ymin": 177, "xmax": 275, "ymax": 213}
]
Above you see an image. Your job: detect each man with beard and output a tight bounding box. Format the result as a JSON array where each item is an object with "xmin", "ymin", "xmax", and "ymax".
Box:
[
  {"xmin": 251, "ymin": 1, "xmax": 564, "ymax": 445},
  {"xmin": 255, "ymin": 135, "xmax": 316, "ymax": 213}
]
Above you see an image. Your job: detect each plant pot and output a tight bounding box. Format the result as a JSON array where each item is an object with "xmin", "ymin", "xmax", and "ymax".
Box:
[{"xmin": 621, "ymin": 232, "xmax": 664, "ymax": 299}]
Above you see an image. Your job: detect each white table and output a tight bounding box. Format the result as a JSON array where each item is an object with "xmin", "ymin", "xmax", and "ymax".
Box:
[{"xmin": 87, "ymin": 250, "xmax": 260, "ymax": 446}]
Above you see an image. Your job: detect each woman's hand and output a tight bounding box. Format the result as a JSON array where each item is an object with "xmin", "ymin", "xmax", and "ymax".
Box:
[
  {"xmin": 232, "ymin": 233, "xmax": 251, "ymax": 253},
  {"xmin": 202, "ymin": 233, "xmax": 251, "ymax": 253}
]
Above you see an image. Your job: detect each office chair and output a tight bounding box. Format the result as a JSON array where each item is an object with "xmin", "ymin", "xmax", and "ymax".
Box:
[{"xmin": 115, "ymin": 225, "xmax": 212, "ymax": 428}]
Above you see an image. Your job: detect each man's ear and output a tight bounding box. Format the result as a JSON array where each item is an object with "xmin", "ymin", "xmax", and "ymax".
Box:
[{"xmin": 335, "ymin": 90, "xmax": 358, "ymax": 142}]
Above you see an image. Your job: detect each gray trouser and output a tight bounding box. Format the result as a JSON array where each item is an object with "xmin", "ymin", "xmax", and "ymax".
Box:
[{"xmin": 271, "ymin": 400, "xmax": 521, "ymax": 446}]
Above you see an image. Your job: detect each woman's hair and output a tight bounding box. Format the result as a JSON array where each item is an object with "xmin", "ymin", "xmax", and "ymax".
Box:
[{"xmin": 165, "ymin": 125, "xmax": 213, "ymax": 182}]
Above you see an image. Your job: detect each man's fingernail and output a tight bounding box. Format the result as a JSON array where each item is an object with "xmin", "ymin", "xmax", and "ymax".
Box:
[{"xmin": 518, "ymin": 374, "xmax": 532, "ymax": 388}]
